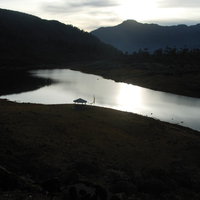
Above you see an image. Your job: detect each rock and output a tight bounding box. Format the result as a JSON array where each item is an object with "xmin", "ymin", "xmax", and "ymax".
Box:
[
  {"xmin": 0, "ymin": 165, "xmax": 18, "ymax": 191},
  {"xmin": 61, "ymin": 179, "xmax": 120, "ymax": 200}
]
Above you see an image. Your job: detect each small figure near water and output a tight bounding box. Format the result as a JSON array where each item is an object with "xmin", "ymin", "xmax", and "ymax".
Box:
[{"xmin": 90, "ymin": 95, "xmax": 95, "ymax": 105}]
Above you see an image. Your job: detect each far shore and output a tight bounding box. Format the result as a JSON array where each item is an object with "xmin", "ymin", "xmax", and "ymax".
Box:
[
  {"xmin": 1, "ymin": 61, "xmax": 200, "ymax": 98},
  {"xmin": 67, "ymin": 61, "xmax": 200, "ymax": 99}
]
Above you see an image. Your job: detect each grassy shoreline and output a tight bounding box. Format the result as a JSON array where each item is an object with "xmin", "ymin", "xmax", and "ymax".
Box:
[{"xmin": 1, "ymin": 98, "xmax": 200, "ymax": 199}]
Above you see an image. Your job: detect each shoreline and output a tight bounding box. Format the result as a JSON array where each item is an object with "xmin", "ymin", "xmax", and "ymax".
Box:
[
  {"xmin": 67, "ymin": 61, "xmax": 200, "ymax": 99},
  {"xmin": 1, "ymin": 61, "xmax": 200, "ymax": 98},
  {"xmin": 1, "ymin": 97, "xmax": 199, "ymax": 132},
  {"xmin": 1, "ymin": 61, "xmax": 200, "ymax": 133}
]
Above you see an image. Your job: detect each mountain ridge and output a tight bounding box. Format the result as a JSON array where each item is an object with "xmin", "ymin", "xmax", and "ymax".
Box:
[
  {"xmin": 0, "ymin": 8, "xmax": 122, "ymax": 68},
  {"xmin": 91, "ymin": 20, "xmax": 200, "ymax": 53}
]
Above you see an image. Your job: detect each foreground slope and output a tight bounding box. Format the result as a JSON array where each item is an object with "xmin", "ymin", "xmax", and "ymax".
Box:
[{"xmin": 0, "ymin": 99, "xmax": 200, "ymax": 199}]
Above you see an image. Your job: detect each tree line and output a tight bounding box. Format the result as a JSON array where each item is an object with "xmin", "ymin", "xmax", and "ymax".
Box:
[{"xmin": 125, "ymin": 46, "xmax": 200, "ymax": 64}]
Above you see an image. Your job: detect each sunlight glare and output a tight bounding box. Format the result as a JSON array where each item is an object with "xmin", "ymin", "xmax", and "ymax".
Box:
[
  {"xmin": 117, "ymin": 83, "xmax": 142, "ymax": 112},
  {"xmin": 116, "ymin": 0, "xmax": 157, "ymax": 21}
]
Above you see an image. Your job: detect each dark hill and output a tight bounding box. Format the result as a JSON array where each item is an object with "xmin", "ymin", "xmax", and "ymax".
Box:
[
  {"xmin": 90, "ymin": 20, "xmax": 200, "ymax": 53},
  {"xmin": 0, "ymin": 8, "xmax": 121, "ymax": 68}
]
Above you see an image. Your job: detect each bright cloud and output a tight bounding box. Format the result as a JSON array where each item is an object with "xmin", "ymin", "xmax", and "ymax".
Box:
[
  {"xmin": 115, "ymin": 0, "xmax": 158, "ymax": 21},
  {"xmin": 42, "ymin": 0, "xmax": 120, "ymax": 13}
]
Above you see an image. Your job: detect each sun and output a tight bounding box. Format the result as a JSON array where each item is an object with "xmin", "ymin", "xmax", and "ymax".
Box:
[{"xmin": 116, "ymin": 0, "xmax": 158, "ymax": 21}]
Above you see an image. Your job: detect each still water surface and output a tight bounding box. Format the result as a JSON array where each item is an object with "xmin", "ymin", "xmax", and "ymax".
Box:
[{"xmin": 1, "ymin": 69, "xmax": 200, "ymax": 131}]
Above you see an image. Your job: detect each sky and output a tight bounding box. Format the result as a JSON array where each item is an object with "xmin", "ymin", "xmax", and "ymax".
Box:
[{"xmin": 1, "ymin": 0, "xmax": 200, "ymax": 32}]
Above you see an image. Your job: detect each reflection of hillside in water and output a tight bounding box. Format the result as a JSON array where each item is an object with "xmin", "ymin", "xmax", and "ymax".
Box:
[{"xmin": 0, "ymin": 70, "xmax": 56, "ymax": 96}]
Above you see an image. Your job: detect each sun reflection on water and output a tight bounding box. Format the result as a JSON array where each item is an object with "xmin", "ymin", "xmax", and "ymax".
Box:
[{"xmin": 117, "ymin": 83, "xmax": 142, "ymax": 112}]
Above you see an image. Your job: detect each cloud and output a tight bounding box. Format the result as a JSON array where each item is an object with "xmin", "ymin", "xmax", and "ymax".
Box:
[
  {"xmin": 42, "ymin": 0, "xmax": 119, "ymax": 14},
  {"xmin": 69, "ymin": 0, "xmax": 119, "ymax": 8},
  {"xmin": 157, "ymin": 0, "xmax": 200, "ymax": 8},
  {"xmin": 39, "ymin": 0, "xmax": 121, "ymax": 31},
  {"xmin": 82, "ymin": 16, "xmax": 121, "ymax": 31}
]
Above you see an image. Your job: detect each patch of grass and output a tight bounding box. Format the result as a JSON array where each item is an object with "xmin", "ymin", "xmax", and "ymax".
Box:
[{"xmin": 1, "ymin": 99, "xmax": 200, "ymax": 199}]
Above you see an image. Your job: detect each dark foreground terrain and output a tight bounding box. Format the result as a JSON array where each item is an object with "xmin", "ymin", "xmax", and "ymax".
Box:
[{"xmin": 0, "ymin": 99, "xmax": 200, "ymax": 199}]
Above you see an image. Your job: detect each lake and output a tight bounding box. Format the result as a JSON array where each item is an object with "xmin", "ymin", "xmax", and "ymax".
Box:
[{"xmin": 1, "ymin": 69, "xmax": 200, "ymax": 131}]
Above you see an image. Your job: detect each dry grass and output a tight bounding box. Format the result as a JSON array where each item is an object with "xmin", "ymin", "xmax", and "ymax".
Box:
[
  {"xmin": 1, "ymin": 98, "xmax": 200, "ymax": 199},
  {"xmin": 1, "ymin": 99, "xmax": 200, "ymax": 179}
]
